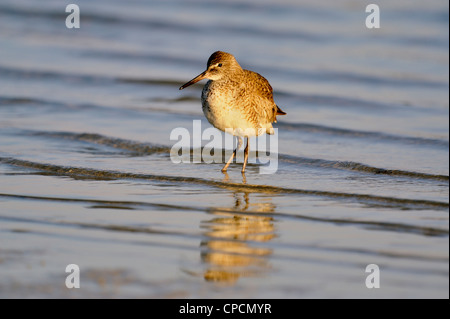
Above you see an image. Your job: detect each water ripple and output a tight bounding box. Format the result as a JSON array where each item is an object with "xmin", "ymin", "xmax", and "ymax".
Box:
[
  {"xmin": 30, "ymin": 131, "xmax": 449, "ymax": 182},
  {"xmin": 0, "ymin": 192, "xmax": 447, "ymax": 237},
  {"xmin": 0, "ymin": 157, "xmax": 448, "ymax": 211}
]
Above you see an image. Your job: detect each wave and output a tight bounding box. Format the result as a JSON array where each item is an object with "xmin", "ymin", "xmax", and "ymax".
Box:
[
  {"xmin": 6, "ymin": 90, "xmax": 444, "ymax": 149},
  {"xmin": 298, "ymin": 69, "xmax": 446, "ymax": 89},
  {"xmin": 2, "ymin": 62, "xmax": 447, "ymax": 117},
  {"xmin": 0, "ymin": 66, "xmax": 185, "ymax": 90},
  {"xmin": 273, "ymin": 90, "xmax": 447, "ymax": 113},
  {"xmin": 279, "ymin": 154, "xmax": 449, "ymax": 181},
  {"xmin": 0, "ymin": 192, "xmax": 447, "ymax": 238},
  {"xmin": 0, "ymin": 97, "xmax": 53, "ymax": 106},
  {"xmin": 0, "ymin": 66, "xmax": 116, "ymax": 86},
  {"xmin": 0, "ymin": 157, "xmax": 448, "ymax": 212},
  {"xmin": 277, "ymin": 122, "xmax": 448, "ymax": 148},
  {"xmin": 32, "ymin": 131, "xmax": 168, "ymax": 156},
  {"xmin": 29, "ymin": 131, "xmax": 449, "ymax": 182}
]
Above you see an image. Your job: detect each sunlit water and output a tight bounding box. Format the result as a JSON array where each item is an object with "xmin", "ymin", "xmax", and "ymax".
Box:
[{"xmin": 0, "ymin": 0, "xmax": 448, "ymax": 298}]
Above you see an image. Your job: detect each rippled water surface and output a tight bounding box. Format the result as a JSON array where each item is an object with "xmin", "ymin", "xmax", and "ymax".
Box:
[{"xmin": 0, "ymin": 0, "xmax": 448, "ymax": 298}]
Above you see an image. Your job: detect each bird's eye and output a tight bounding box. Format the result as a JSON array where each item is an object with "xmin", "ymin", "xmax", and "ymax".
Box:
[{"xmin": 218, "ymin": 63, "xmax": 222, "ymax": 67}]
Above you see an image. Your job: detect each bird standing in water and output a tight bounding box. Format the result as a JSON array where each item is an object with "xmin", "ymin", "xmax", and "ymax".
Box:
[{"xmin": 179, "ymin": 51, "xmax": 286, "ymax": 173}]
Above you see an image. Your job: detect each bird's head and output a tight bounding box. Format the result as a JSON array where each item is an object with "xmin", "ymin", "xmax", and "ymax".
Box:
[{"xmin": 179, "ymin": 51, "xmax": 242, "ymax": 90}]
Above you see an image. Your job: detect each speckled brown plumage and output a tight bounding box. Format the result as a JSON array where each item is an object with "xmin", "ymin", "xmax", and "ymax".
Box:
[{"xmin": 179, "ymin": 51, "xmax": 286, "ymax": 173}]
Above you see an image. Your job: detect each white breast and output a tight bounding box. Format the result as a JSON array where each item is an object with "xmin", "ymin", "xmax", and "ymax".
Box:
[{"xmin": 201, "ymin": 81, "xmax": 272, "ymax": 137}]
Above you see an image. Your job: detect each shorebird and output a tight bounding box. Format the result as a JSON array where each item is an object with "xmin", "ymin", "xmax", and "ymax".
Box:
[{"xmin": 179, "ymin": 51, "xmax": 286, "ymax": 173}]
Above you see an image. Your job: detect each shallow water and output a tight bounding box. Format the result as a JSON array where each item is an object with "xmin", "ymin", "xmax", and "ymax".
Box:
[{"xmin": 0, "ymin": 0, "xmax": 448, "ymax": 298}]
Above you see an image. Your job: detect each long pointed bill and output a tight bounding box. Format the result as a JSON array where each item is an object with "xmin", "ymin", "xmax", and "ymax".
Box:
[{"xmin": 179, "ymin": 71, "xmax": 208, "ymax": 90}]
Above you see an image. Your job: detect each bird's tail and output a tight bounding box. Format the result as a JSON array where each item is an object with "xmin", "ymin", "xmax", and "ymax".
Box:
[
  {"xmin": 273, "ymin": 105, "xmax": 286, "ymax": 123},
  {"xmin": 276, "ymin": 105, "xmax": 286, "ymax": 115}
]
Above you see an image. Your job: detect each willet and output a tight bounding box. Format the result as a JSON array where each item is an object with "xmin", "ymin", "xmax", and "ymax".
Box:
[{"xmin": 179, "ymin": 51, "xmax": 286, "ymax": 173}]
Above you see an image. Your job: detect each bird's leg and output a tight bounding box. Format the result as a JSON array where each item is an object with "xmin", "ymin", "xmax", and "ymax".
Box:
[
  {"xmin": 222, "ymin": 136, "xmax": 242, "ymax": 172},
  {"xmin": 241, "ymin": 138, "xmax": 249, "ymax": 173}
]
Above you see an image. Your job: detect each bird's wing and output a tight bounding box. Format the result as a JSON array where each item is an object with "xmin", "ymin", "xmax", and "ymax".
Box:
[{"xmin": 243, "ymin": 70, "xmax": 279, "ymax": 124}]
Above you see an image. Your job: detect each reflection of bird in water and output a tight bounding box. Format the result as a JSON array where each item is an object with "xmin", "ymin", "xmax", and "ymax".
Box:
[
  {"xmin": 179, "ymin": 51, "xmax": 286, "ymax": 173},
  {"xmin": 200, "ymin": 191, "xmax": 276, "ymax": 284}
]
